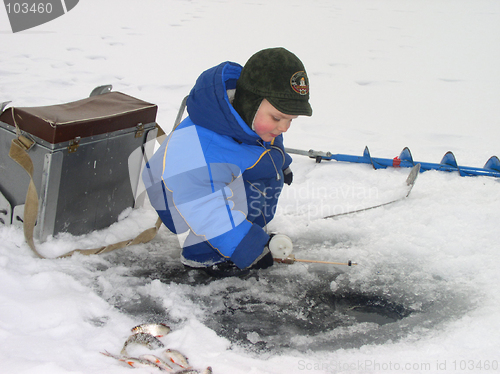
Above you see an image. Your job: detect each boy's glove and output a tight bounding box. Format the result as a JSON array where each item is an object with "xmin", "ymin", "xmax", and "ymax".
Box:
[
  {"xmin": 283, "ymin": 167, "xmax": 293, "ymax": 185},
  {"xmin": 249, "ymin": 247, "xmax": 274, "ymax": 270},
  {"xmin": 248, "ymin": 234, "xmax": 278, "ymax": 270}
]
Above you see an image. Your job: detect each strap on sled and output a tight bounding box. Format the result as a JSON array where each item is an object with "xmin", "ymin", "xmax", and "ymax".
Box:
[{"xmin": 8, "ymin": 109, "xmax": 163, "ymax": 259}]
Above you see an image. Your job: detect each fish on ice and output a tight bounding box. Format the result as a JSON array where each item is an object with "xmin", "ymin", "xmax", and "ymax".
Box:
[
  {"xmin": 163, "ymin": 348, "xmax": 190, "ymax": 368},
  {"xmin": 139, "ymin": 354, "xmax": 175, "ymax": 372},
  {"xmin": 121, "ymin": 332, "xmax": 165, "ymax": 355},
  {"xmin": 101, "ymin": 350, "xmax": 163, "ymax": 370},
  {"xmin": 131, "ymin": 323, "xmax": 171, "ymax": 337}
]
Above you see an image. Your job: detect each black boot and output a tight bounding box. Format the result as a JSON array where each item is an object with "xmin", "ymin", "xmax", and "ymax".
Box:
[{"xmin": 203, "ymin": 261, "xmax": 250, "ymax": 278}]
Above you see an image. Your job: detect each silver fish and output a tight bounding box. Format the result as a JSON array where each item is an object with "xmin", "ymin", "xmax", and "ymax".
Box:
[
  {"xmin": 162, "ymin": 348, "xmax": 190, "ymax": 369},
  {"xmin": 131, "ymin": 323, "xmax": 171, "ymax": 337},
  {"xmin": 139, "ymin": 354, "xmax": 175, "ymax": 372},
  {"xmin": 121, "ymin": 332, "xmax": 165, "ymax": 356},
  {"xmin": 101, "ymin": 350, "xmax": 164, "ymax": 370}
]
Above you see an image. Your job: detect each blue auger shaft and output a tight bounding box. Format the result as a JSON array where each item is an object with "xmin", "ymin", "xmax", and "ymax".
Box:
[{"xmin": 285, "ymin": 147, "xmax": 500, "ymax": 178}]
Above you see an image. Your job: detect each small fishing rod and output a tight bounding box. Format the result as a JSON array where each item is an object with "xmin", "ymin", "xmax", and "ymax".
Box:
[
  {"xmin": 269, "ymin": 235, "xmax": 357, "ymax": 267},
  {"xmin": 274, "ymin": 254, "xmax": 357, "ymax": 267}
]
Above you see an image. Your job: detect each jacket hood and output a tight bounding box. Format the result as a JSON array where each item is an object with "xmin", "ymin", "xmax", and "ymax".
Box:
[{"xmin": 186, "ymin": 62, "xmax": 261, "ymax": 145}]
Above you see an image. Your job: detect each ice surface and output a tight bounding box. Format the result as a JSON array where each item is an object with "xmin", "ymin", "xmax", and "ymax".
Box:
[{"xmin": 1, "ymin": 0, "xmax": 500, "ymax": 373}]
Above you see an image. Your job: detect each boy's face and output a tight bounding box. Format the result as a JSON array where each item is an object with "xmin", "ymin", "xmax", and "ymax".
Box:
[{"xmin": 253, "ymin": 99, "xmax": 298, "ymax": 142}]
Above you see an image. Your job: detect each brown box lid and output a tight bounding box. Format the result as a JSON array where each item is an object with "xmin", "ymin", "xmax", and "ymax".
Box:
[{"xmin": 0, "ymin": 92, "xmax": 157, "ymax": 144}]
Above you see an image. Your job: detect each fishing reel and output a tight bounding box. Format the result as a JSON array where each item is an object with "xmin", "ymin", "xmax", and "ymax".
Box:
[{"xmin": 268, "ymin": 234, "xmax": 294, "ymax": 259}]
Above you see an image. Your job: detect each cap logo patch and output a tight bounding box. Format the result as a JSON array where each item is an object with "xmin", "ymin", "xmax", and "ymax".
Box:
[{"xmin": 290, "ymin": 71, "xmax": 309, "ymax": 95}]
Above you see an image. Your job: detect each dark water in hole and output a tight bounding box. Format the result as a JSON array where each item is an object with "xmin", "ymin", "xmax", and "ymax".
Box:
[
  {"xmin": 198, "ymin": 276, "xmax": 411, "ymax": 352},
  {"xmin": 105, "ymin": 259, "xmax": 413, "ymax": 353}
]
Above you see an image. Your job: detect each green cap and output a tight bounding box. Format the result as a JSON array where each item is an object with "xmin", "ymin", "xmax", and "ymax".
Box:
[{"xmin": 233, "ymin": 47, "xmax": 312, "ymax": 127}]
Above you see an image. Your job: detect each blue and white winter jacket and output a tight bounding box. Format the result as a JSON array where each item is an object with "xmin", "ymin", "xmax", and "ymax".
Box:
[{"xmin": 143, "ymin": 61, "xmax": 292, "ymax": 269}]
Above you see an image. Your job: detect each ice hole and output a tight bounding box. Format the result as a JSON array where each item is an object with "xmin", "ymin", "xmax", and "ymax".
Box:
[{"xmin": 90, "ymin": 247, "xmax": 469, "ymax": 354}]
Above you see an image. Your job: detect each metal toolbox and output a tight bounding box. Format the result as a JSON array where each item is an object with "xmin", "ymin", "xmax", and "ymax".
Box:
[{"xmin": 0, "ymin": 87, "xmax": 158, "ymax": 241}]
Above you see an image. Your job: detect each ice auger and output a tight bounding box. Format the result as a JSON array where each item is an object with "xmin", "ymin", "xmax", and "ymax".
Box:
[{"xmin": 286, "ymin": 146, "xmax": 500, "ymax": 179}]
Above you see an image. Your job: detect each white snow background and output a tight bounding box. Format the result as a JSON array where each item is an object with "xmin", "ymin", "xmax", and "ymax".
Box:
[{"xmin": 1, "ymin": 0, "xmax": 500, "ymax": 373}]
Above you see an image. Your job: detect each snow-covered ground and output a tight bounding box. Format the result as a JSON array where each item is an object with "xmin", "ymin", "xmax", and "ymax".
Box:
[{"xmin": 1, "ymin": 1, "xmax": 500, "ymax": 373}]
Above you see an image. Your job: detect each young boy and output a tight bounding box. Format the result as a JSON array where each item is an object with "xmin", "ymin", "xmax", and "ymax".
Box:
[{"xmin": 143, "ymin": 47, "xmax": 312, "ymax": 276}]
